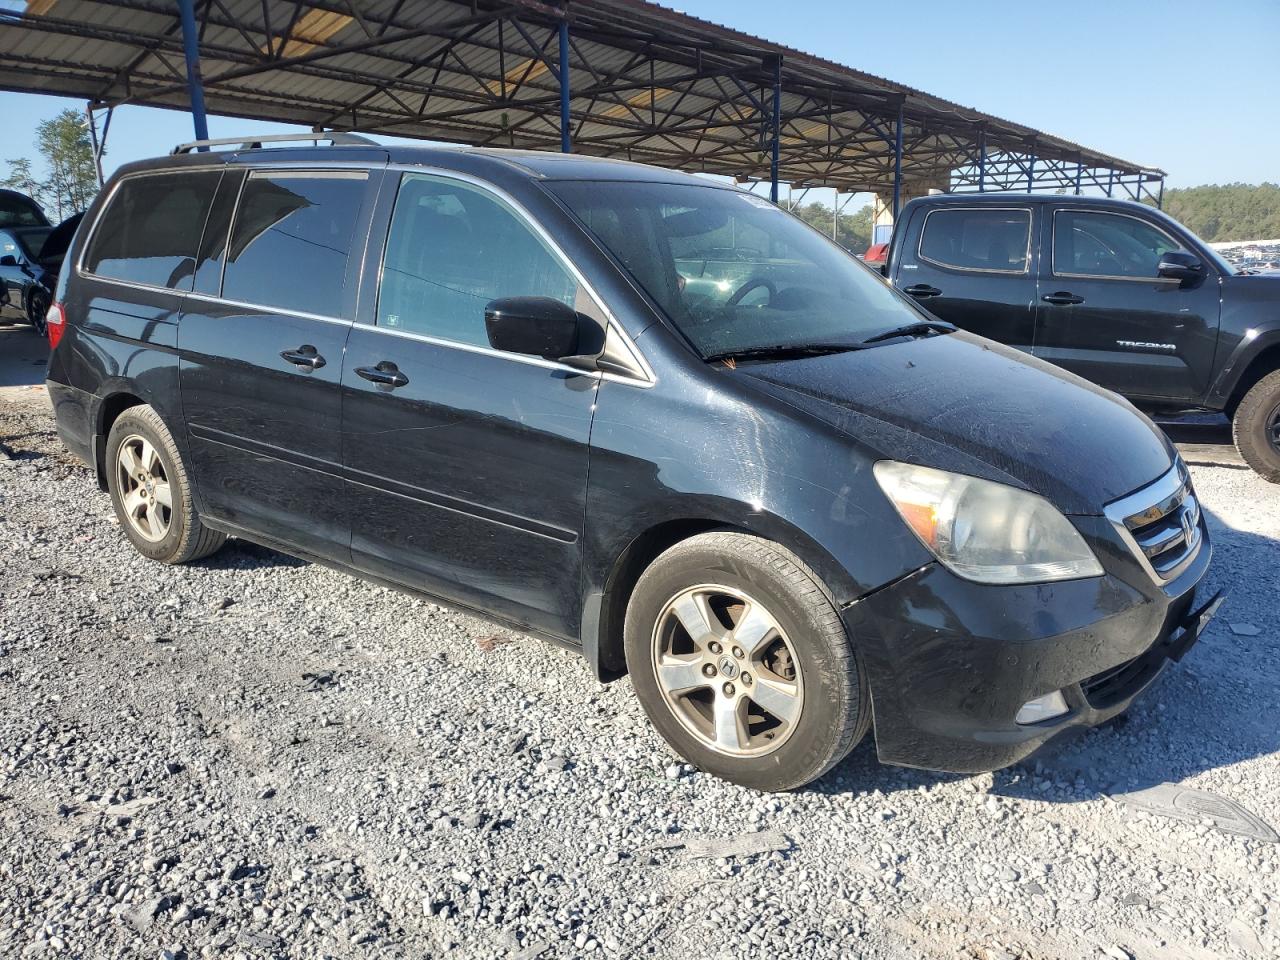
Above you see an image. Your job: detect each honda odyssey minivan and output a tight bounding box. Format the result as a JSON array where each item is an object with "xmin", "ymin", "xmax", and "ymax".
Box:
[{"xmin": 46, "ymin": 135, "xmax": 1219, "ymax": 791}]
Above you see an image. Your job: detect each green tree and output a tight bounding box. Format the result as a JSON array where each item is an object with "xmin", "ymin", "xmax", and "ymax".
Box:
[
  {"xmin": 36, "ymin": 109, "xmax": 99, "ymax": 219},
  {"xmin": 790, "ymin": 200, "xmax": 874, "ymax": 252},
  {"xmin": 1153, "ymin": 183, "xmax": 1280, "ymax": 242}
]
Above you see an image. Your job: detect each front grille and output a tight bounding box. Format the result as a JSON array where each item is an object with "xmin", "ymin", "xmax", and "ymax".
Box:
[{"xmin": 1105, "ymin": 463, "xmax": 1203, "ymax": 584}]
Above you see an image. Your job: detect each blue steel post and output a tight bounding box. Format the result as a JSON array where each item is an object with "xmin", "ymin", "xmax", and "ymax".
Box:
[
  {"xmin": 1106, "ymin": 169, "xmax": 1114, "ymax": 197},
  {"xmin": 1074, "ymin": 162, "xmax": 1083, "ymax": 195},
  {"xmin": 558, "ymin": 20, "xmax": 571, "ymax": 152},
  {"xmin": 1026, "ymin": 152, "xmax": 1035, "ymax": 191},
  {"xmin": 177, "ymin": 0, "xmax": 209, "ymax": 147},
  {"xmin": 770, "ymin": 56, "xmax": 781, "ymax": 203},
  {"xmin": 892, "ymin": 103, "xmax": 903, "ymax": 220}
]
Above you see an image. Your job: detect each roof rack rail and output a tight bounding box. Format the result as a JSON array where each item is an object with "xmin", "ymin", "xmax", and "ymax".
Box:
[{"xmin": 171, "ymin": 132, "xmax": 378, "ymax": 155}]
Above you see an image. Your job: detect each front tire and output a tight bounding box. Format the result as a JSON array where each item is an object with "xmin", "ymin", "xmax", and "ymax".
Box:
[
  {"xmin": 624, "ymin": 532, "xmax": 871, "ymax": 791},
  {"xmin": 106, "ymin": 405, "xmax": 227, "ymax": 564},
  {"xmin": 1231, "ymin": 369, "xmax": 1280, "ymax": 483}
]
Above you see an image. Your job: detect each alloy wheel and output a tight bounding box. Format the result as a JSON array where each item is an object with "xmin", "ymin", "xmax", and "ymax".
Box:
[
  {"xmin": 651, "ymin": 584, "xmax": 804, "ymax": 757},
  {"xmin": 116, "ymin": 434, "xmax": 173, "ymax": 542},
  {"xmin": 1269, "ymin": 401, "xmax": 1280, "ymax": 455}
]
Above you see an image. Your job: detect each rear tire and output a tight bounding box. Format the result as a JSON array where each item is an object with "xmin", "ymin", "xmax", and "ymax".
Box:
[
  {"xmin": 624, "ymin": 532, "xmax": 871, "ymax": 791},
  {"xmin": 1231, "ymin": 369, "xmax": 1280, "ymax": 483},
  {"xmin": 26, "ymin": 287, "xmax": 48, "ymax": 337},
  {"xmin": 106, "ymin": 405, "xmax": 227, "ymax": 564}
]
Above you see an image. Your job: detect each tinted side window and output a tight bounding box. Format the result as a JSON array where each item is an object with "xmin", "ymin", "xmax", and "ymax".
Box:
[
  {"xmin": 0, "ymin": 193, "xmax": 48, "ymax": 228},
  {"xmin": 222, "ymin": 170, "xmax": 367, "ymax": 317},
  {"xmin": 378, "ymin": 173, "xmax": 578, "ymax": 347},
  {"xmin": 919, "ymin": 208, "xmax": 1030, "ymax": 273},
  {"xmin": 84, "ymin": 173, "xmax": 220, "ymax": 289},
  {"xmin": 1053, "ymin": 210, "xmax": 1180, "ymax": 279}
]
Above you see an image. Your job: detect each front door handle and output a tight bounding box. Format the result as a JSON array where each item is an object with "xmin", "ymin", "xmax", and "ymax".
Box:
[
  {"xmin": 280, "ymin": 344, "xmax": 326, "ymax": 369},
  {"xmin": 354, "ymin": 361, "xmax": 409, "ymax": 388},
  {"xmin": 904, "ymin": 284, "xmax": 942, "ymax": 299},
  {"xmin": 1041, "ymin": 292, "xmax": 1085, "ymax": 306}
]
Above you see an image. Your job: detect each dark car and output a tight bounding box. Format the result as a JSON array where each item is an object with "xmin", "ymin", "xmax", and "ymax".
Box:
[
  {"xmin": 884, "ymin": 193, "xmax": 1280, "ymax": 481},
  {"xmin": 0, "ymin": 214, "xmax": 81, "ymax": 335},
  {"xmin": 44, "ymin": 136, "xmax": 1218, "ymax": 791}
]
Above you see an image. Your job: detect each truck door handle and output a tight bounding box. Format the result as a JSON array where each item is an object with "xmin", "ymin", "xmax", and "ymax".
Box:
[
  {"xmin": 355, "ymin": 361, "xmax": 409, "ymax": 388},
  {"xmin": 280, "ymin": 344, "xmax": 326, "ymax": 369},
  {"xmin": 904, "ymin": 284, "xmax": 942, "ymax": 298},
  {"xmin": 1041, "ymin": 292, "xmax": 1085, "ymax": 305}
]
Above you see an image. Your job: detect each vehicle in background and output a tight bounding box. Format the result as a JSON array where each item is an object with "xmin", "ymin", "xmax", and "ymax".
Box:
[
  {"xmin": 0, "ymin": 212, "xmax": 82, "ymax": 336},
  {"xmin": 884, "ymin": 194, "xmax": 1280, "ymax": 482},
  {"xmin": 862, "ymin": 241, "xmax": 889, "ymax": 269},
  {"xmin": 45, "ymin": 137, "xmax": 1217, "ymax": 791},
  {"xmin": 0, "ymin": 189, "xmax": 50, "ymax": 229}
]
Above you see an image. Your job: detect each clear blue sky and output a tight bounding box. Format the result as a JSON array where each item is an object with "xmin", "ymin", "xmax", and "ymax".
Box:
[{"xmin": 1, "ymin": 0, "xmax": 1276, "ymax": 190}]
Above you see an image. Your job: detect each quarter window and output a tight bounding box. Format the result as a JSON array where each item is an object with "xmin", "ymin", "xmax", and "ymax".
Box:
[
  {"xmin": 222, "ymin": 170, "xmax": 367, "ymax": 317},
  {"xmin": 377, "ymin": 173, "xmax": 579, "ymax": 347},
  {"xmin": 919, "ymin": 208, "xmax": 1030, "ymax": 273},
  {"xmin": 83, "ymin": 173, "xmax": 220, "ymax": 289},
  {"xmin": 1053, "ymin": 210, "xmax": 1181, "ymax": 279}
]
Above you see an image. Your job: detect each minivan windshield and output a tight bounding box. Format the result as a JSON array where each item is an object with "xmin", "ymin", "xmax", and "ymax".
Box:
[{"xmin": 547, "ymin": 181, "xmax": 926, "ymax": 359}]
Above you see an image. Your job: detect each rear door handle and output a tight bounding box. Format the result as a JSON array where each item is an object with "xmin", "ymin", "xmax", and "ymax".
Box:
[
  {"xmin": 903, "ymin": 284, "xmax": 942, "ymax": 299},
  {"xmin": 280, "ymin": 344, "xmax": 326, "ymax": 369},
  {"xmin": 1041, "ymin": 292, "xmax": 1085, "ymax": 305},
  {"xmin": 354, "ymin": 361, "xmax": 409, "ymax": 388}
]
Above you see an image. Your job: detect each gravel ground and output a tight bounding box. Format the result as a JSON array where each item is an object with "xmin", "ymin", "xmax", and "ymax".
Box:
[{"xmin": 1, "ymin": 381, "xmax": 1277, "ymax": 960}]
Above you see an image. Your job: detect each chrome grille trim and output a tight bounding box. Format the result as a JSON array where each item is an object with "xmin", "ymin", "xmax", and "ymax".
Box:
[{"xmin": 1104, "ymin": 462, "xmax": 1203, "ymax": 585}]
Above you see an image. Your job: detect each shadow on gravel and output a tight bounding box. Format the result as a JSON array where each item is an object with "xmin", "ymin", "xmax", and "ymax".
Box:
[
  {"xmin": 808, "ymin": 504, "xmax": 1280, "ymax": 806},
  {"xmin": 193, "ymin": 539, "xmax": 309, "ymax": 571}
]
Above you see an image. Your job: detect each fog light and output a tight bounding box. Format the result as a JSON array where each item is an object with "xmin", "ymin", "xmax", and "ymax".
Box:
[{"xmin": 1015, "ymin": 690, "xmax": 1069, "ymax": 725}]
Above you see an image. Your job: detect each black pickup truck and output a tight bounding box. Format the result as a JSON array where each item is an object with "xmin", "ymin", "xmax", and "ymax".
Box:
[{"xmin": 884, "ymin": 194, "xmax": 1280, "ymax": 481}]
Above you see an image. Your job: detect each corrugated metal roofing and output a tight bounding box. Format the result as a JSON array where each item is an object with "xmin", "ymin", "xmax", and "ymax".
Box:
[{"xmin": 0, "ymin": 0, "xmax": 1164, "ymax": 193}]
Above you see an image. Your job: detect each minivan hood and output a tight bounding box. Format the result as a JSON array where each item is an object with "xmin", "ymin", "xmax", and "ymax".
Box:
[{"xmin": 735, "ymin": 331, "xmax": 1174, "ymax": 515}]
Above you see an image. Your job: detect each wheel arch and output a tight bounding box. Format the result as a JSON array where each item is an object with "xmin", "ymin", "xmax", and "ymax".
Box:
[
  {"xmin": 91, "ymin": 388, "xmax": 147, "ymax": 490},
  {"xmin": 1225, "ymin": 341, "xmax": 1280, "ymax": 419},
  {"xmin": 582, "ymin": 511, "xmax": 864, "ymax": 682}
]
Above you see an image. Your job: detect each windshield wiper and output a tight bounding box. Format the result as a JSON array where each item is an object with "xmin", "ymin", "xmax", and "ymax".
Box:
[
  {"xmin": 704, "ymin": 342, "xmax": 866, "ymax": 363},
  {"xmin": 860, "ymin": 320, "xmax": 955, "ymax": 344}
]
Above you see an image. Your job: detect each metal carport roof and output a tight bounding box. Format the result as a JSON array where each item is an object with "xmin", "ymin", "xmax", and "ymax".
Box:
[{"xmin": 0, "ymin": 0, "xmax": 1166, "ymax": 205}]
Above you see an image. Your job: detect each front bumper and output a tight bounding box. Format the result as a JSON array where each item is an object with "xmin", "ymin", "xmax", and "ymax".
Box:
[{"xmin": 844, "ymin": 515, "xmax": 1217, "ymax": 774}]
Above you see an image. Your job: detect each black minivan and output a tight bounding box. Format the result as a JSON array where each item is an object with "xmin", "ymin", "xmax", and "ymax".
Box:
[{"xmin": 46, "ymin": 136, "xmax": 1218, "ymax": 791}]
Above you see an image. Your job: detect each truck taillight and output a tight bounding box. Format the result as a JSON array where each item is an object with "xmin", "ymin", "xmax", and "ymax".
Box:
[{"xmin": 46, "ymin": 302, "xmax": 66, "ymax": 349}]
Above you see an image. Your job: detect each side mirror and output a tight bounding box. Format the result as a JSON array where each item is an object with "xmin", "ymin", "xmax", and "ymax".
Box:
[
  {"xmin": 0, "ymin": 255, "xmax": 17, "ymax": 267},
  {"xmin": 1157, "ymin": 251, "xmax": 1204, "ymax": 281},
  {"xmin": 484, "ymin": 296, "xmax": 593, "ymax": 361}
]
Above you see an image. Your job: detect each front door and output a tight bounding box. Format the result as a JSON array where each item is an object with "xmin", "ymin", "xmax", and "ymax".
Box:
[
  {"xmin": 342, "ymin": 171, "xmax": 600, "ymax": 638},
  {"xmin": 1032, "ymin": 206, "xmax": 1221, "ymax": 401},
  {"xmin": 892, "ymin": 204, "xmax": 1038, "ymax": 351},
  {"xmin": 178, "ymin": 167, "xmax": 374, "ymax": 560}
]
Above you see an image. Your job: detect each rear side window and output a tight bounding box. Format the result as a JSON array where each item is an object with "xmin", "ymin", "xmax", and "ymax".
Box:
[
  {"xmin": 222, "ymin": 170, "xmax": 367, "ymax": 317},
  {"xmin": 377, "ymin": 173, "xmax": 579, "ymax": 347},
  {"xmin": 1053, "ymin": 210, "xmax": 1181, "ymax": 279},
  {"xmin": 0, "ymin": 192, "xmax": 48, "ymax": 228},
  {"xmin": 84, "ymin": 173, "xmax": 220, "ymax": 289},
  {"xmin": 919, "ymin": 207, "xmax": 1030, "ymax": 274}
]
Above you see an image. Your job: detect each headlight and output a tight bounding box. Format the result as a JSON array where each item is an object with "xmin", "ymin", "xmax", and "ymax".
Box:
[{"xmin": 873, "ymin": 461, "xmax": 1103, "ymax": 584}]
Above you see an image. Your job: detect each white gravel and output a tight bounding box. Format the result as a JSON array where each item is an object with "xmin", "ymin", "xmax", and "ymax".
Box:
[{"xmin": 1, "ymin": 384, "xmax": 1277, "ymax": 960}]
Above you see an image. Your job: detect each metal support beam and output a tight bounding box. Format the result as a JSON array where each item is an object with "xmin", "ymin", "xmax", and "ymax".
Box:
[
  {"xmin": 892, "ymin": 103, "xmax": 904, "ymax": 219},
  {"xmin": 1106, "ymin": 168, "xmax": 1114, "ymax": 198},
  {"xmin": 1074, "ymin": 161, "xmax": 1083, "ymax": 195},
  {"xmin": 1026, "ymin": 152, "xmax": 1035, "ymax": 192},
  {"xmin": 176, "ymin": 0, "xmax": 209, "ymax": 147},
  {"xmin": 558, "ymin": 18, "xmax": 571, "ymax": 153},
  {"xmin": 770, "ymin": 55, "xmax": 782, "ymax": 203},
  {"xmin": 978, "ymin": 128, "xmax": 986, "ymax": 193},
  {"xmin": 1157, "ymin": 178, "xmax": 1165, "ymax": 209},
  {"xmin": 85, "ymin": 103, "xmax": 104, "ymax": 188}
]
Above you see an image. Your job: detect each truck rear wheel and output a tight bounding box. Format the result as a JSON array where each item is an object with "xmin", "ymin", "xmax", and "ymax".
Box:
[{"xmin": 1232, "ymin": 369, "xmax": 1280, "ymax": 483}]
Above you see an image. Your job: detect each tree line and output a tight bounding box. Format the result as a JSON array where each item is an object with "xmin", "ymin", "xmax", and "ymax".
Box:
[
  {"xmin": 1157, "ymin": 183, "xmax": 1280, "ymax": 242},
  {"xmin": 2, "ymin": 109, "xmax": 99, "ymax": 222}
]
